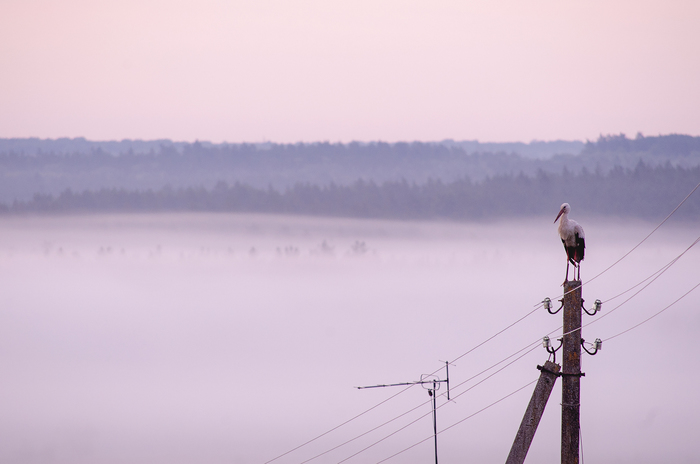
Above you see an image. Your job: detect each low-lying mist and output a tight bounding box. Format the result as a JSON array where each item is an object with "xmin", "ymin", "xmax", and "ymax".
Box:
[{"xmin": 0, "ymin": 213, "xmax": 697, "ymax": 464}]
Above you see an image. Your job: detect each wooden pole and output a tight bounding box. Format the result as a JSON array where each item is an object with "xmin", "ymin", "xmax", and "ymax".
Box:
[
  {"xmin": 562, "ymin": 280, "xmax": 583, "ymax": 464},
  {"xmin": 505, "ymin": 360, "xmax": 561, "ymax": 464}
]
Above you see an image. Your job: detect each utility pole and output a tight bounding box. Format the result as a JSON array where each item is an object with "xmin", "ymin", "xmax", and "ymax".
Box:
[
  {"xmin": 561, "ymin": 280, "xmax": 583, "ymax": 464},
  {"xmin": 505, "ymin": 279, "xmax": 602, "ymax": 464}
]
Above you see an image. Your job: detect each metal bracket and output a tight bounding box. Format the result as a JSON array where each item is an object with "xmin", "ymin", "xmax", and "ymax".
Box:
[
  {"xmin": 542, "ymin": 336, "xmax": 563, "ymax": 364},
  {"xmin": 537, "ymin": 364, "xmax": 560, "ymax": 376},
  {"xmin": 545, "ymin": 297, "xmax": 564, "ymax": 315},
  {"xmin": 581, "ymin": 337, "xmax": 603, "ymax": 355}
]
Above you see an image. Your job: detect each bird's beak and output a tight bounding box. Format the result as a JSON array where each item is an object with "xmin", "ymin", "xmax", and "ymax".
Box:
[{"xmin": 554, "ymin": 208, "xmax": 564, "ymax": 223}]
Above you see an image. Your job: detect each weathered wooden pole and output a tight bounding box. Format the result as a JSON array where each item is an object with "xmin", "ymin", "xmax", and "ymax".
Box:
[
  {"xmin": 562, "ymin": 280, "xmax": 583, "ymax": 464},
  {"xmin": 505, "ymin": 360, "xmax": 561, "ymax": 464}
]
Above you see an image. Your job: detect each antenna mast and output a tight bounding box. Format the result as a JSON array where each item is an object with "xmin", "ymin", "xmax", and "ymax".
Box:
[{"xmin": 356, "ymin": 361, "xmax": 453, "ymax": 464}]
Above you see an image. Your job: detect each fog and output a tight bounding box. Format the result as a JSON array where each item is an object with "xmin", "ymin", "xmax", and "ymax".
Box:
[{"xmin": 0, "ymin": 213, "xmax": 698, "ymax": 464}]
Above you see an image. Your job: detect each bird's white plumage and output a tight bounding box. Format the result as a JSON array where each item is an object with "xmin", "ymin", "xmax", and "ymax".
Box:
[
  {"xmin": 554, "ymin": 202, "xmax": 586, "ymax": 281},
  {"xmin": 557, "ymin": 203, "xmax": 585, "ymax": 246}
]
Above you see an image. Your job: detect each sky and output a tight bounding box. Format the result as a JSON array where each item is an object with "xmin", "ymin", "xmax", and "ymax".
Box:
[{"xmin": 1, "ymin": 0, "xmax": 699, "ymax": 143}]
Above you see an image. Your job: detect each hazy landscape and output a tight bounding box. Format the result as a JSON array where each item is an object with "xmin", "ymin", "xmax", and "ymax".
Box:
[
  {"xmin": 2, "ymin": 134, "xmax": 700, "ymax": 221},
  {"xmin": 1, "ymin": 135, "xmax": 699, "ymax": 464},
  {"xmin": 3, "ymin": 1, "xmax": 699, "ymax": 462},
  {"xmin": 1, "ymin": 212, "xmax": 698, "ymax": 463}
]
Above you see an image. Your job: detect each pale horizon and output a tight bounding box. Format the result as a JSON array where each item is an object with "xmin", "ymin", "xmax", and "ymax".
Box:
[{"xmin": 2, "ymin": 0, "xmax": 699, "ymax": 144}]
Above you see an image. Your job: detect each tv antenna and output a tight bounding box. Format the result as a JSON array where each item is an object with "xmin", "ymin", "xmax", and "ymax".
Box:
[{"xmin": 356, "ymin": 361, "xmax": 453, "ymax": 464}]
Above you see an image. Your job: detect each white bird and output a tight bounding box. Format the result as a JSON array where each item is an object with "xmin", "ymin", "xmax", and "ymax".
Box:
[{"xmin": 554, "ymin": 203, "xmax": 585, "ymax": 282}]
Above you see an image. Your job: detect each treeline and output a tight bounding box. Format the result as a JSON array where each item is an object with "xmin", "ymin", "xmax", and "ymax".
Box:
[
  {"xmin": 0, "ymin": 141, "xmax": 536, "ymax": 202},
  {"xmin": 4, "ymin": 162, "xmax": 699, "ymax": 220},
  {"xmin": 2, "ymin": 134, "xmax": 699, "ymax": 204},
  {"xmin": 582, "ymin": 133, "xmax": 700, "ymax": 156}
]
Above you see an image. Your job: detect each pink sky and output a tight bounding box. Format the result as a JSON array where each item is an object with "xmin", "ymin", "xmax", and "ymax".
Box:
[{"xmin": 1, "ymin": 0, "xmax": 699, "ymax": 143}]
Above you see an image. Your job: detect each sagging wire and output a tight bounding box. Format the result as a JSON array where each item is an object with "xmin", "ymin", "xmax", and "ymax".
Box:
[
  {"xmin": 582, "ymin": 235, "xmax": 697, "ymax": 329},
  {"xmin": 537, "ymin": 179, "xmax": 700, "ymax": 307},
  {"xmin": 296, "ymin": 336, "xmax": 545, "ymax": 463},
  {"xmin": 263, "ymin": 383, "xmax": 418, "ymax": 464},
  {"xmin": 601, "ymin": 235, "xmax": 700, "ymax": 304},
  {"xmin": 297, "ymin": 397, "xmax": 432, "ymax": 464},
  {"xmin": 271, "ymin": 183, "xmax": 700, "ymax": 464},
  {"xmin": 605, "ymin": 279, "xmax": 700, "ymax": 342},
  {"xmin": 335, "ymin": 344, "xmax": 541, "ymax": 464},
  {"xmin": 265, "ymin": 303, "xmax": 545, "ymax": 464},
  {"xmin": 582, "ymin": 180, "xmax": 700, "ymax": 286},
  {"xmin": 315, "ymin": 339, "xmax": 546, "ymax": 463},
  {"xmin": 374, "ymin": 378, "xmax": 539, "ymax": 464},
  {"xmin": 550, "ymin": 233, "xmax": 700, "ymax": 341}
]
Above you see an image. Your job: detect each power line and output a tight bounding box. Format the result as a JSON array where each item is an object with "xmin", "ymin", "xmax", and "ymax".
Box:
[
  {"xmin": 269, "ymin": 182, "xmax": 700, "ymax": 464},
  {"xmin": 287, "ymin": 238, "xmax": 696, "ymax": 464},
  {"xmin": 439, "ymin": 342, "xmax": 541, "ymax": 400},
  {"xmin": 601, "ymin": 235, "xmax": 700, "ymax": 304},
  {"xmin": 297, "ymin": 397, "xmax": 431, "ymax": 464},
  {"xmin": 265, "ymin": 305, "xmax": 542, "ymax": 463},
  {"xmin": 334, "ymin": 344, "xmax": 540, "ymax": 464},
  {"xmin": 541, "ymin": 179, "xmax": 700, "ymax": 306},
  {"xmin": 263, "ymin": 383, "xmax": 418, "ymax": 464},
  {"xmin": 341, "ymin": 188, "xmax": 700, "ymax": 463},
  {"xmin": 449, "ymin": 306, "xmax": 540, "ymax": 365},
  {"xmin": 605, "ymin": 279, "xmax": 700, "ymax": 342},
  {"xmin": 552, "ymin": 233, "xmax": 700, "ymax": 340},
  {"xmin": 582, "ymin": 179, "xmax": 700, "ymax": 286},
  {"xmin": 582, "ymin": 236, "xmax": 698, "ymax": 328},
  {"xmin": 375, "ymin": 378, "xmax": 539, "ymax": 464},
  {"xmin": 296, "ymin": 337, "xmax": 546, "ymax": 464}
]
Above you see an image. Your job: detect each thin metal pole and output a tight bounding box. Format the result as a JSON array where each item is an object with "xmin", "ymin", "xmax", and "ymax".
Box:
[
  {"xmin": 432, "ymin": 381, "xmax": 438, "ymax": 464},
  {"xmin": 445, "ymin": 362, "xmax": 450, "ymax": 401}
]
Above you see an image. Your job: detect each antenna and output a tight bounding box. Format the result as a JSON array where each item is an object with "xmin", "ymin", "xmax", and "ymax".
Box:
[{"xmin": 356, "ymin": 361, "xmax": 453, "ymax": 464}]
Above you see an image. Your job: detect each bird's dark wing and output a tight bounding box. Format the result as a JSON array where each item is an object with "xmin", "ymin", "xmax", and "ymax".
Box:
[{"xmin": 574, "ymin": 234, "xmax": 585, "ymax": 262}]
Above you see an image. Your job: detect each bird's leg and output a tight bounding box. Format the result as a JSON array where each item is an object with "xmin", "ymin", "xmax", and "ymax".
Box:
[{"xmin": 565, "ymin": 261, "xmax": 570, "ymax": 283}]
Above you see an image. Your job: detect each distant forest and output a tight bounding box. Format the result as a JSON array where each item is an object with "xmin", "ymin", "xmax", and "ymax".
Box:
[
  {"xmin": 4, "ymin": 162, "xmax": 699, "ymax": 221},
  {"xmin": 1, "ymin": 133, "xmax": 699, "ymax": 220}
]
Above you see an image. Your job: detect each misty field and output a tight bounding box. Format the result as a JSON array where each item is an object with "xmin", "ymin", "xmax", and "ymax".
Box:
[{"xmin": 0, "ymin": 213, "xmax": 698, "ymax": 464}]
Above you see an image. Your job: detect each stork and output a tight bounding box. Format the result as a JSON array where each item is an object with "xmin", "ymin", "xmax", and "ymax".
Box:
[{"xmin": 554, "ymin": 203, "xmax": 585, "ymax": 282}]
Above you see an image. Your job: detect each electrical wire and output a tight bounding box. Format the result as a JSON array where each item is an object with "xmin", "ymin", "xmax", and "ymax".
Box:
[
  {"xmin": 371, "ymin": 239, "xmax": 697, "ymax": 464},
  {"xmin": 437, "ymin": 341, "xmax": 542, "ymax": 400},
  {"xmin": 605, "ymin": 279, "xmax": 700, "ymax": 342},
  {"xmin": 601, "ymin": 235, "xmax": 700, "ymax": 304},
  {"xmin": 580, "ymin": 424, "xmax": 585, "ymax": 464},
  {"xmin": 334, "ymin": 344, "xmax": 540, "ymax": 464},
  {"xmin": 281, "ymin": 231, "xmax": 696, "ymax": 464},
  {"xmin": 297, "ymin": 398, "xmax": 432, "ymax": 464},
  {"xmin": 449, "ymin": 306, "xmax": 541, "ymax": 366},
  {"xmin": 542, "ymin": 179, "xmax": 700, "ymax": 306},
  {"xmin": 269, "ymin": 182, "xmax": 700, "ymax": 464},
  {"xmin": 582, "ymin": 179, "xmax": 700, "ymax": 286},
  {"xmin": 296, "ymin": 337, "xmax": 544, "ymax": 464},
  {"xmin": 374, "ymin": 378, "xmax": 539, "ymax": 464},
  {"xmin": 264, "ymin": 308, "xmax": 539, "ymax": 464},
  {"xmin": 551, "ymin": 233, "xmax": 700, "ymax": 341},
  {"xmin": 588, "ymin": 237, "xmax": 696, "ymax": 326},
  {"xmin": 263, "ymin": 383, "xmax": 418, "ymax": 464},
  {"xmin": 349, "ymin": 179, "xmax": 700, "ymax": 464},
  {"xmin": 265, "ymin": 305, "xmax": 543, "ymax": 463}
]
